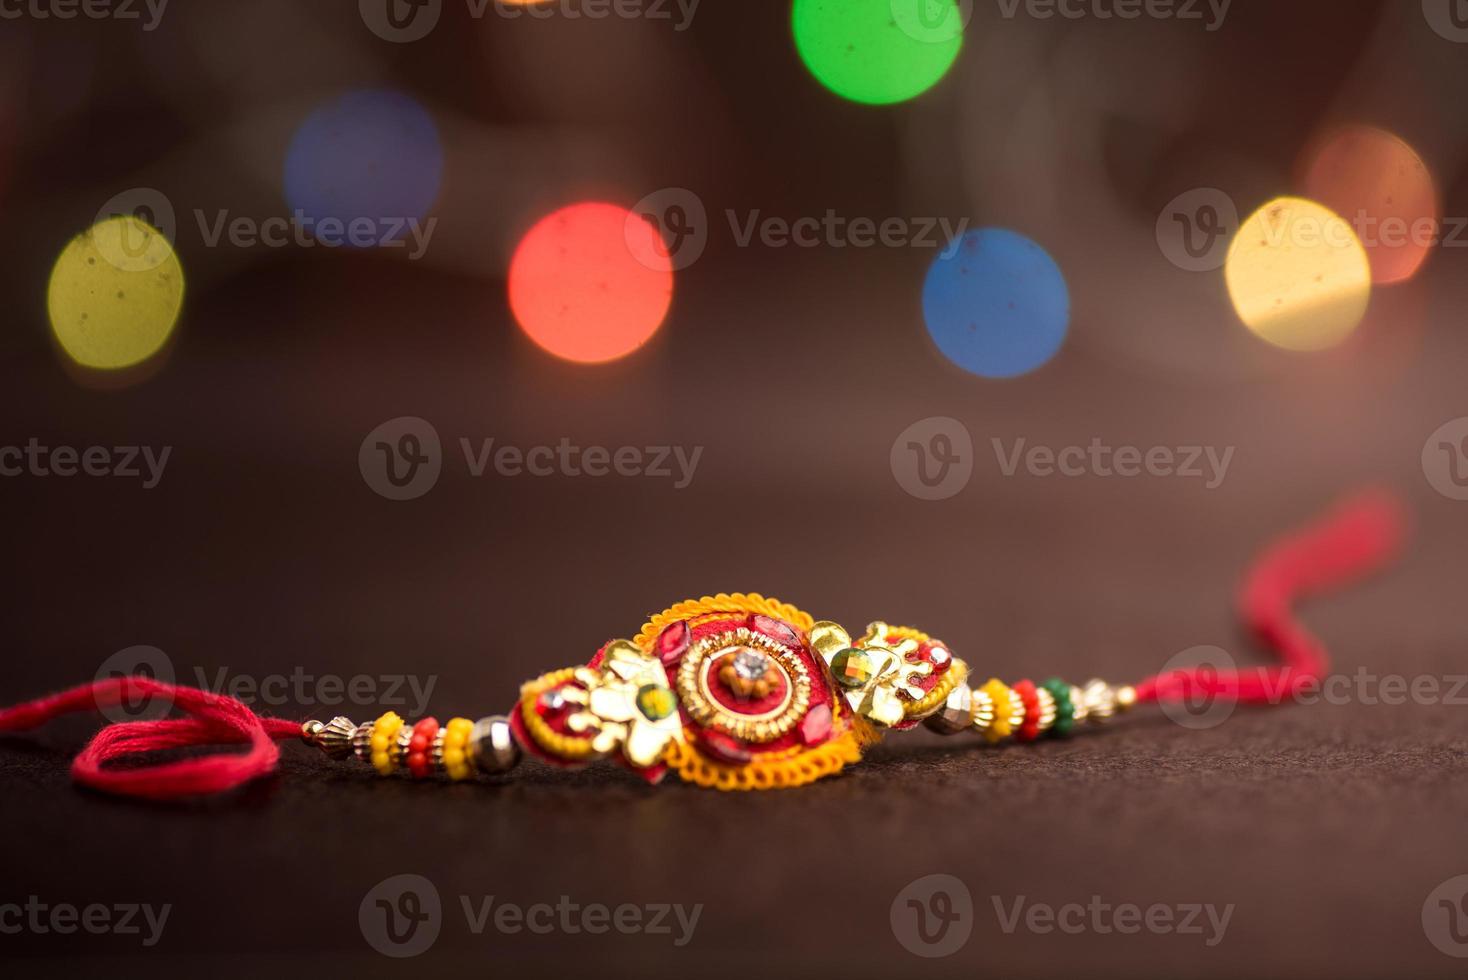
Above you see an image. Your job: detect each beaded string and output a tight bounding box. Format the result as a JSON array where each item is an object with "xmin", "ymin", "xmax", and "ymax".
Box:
[{"xmin": 0, "ymin": 490, "xmax": 1405, "ymax": 800}]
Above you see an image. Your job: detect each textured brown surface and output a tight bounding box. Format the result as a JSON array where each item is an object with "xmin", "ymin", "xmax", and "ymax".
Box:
[
  {"xmin": 4, "ymin": 3, "xmax": 1468, "ymax": 976},
  {"xmin": 2, "ymin": 249, "xmax": 1467, "ymax": 979}
]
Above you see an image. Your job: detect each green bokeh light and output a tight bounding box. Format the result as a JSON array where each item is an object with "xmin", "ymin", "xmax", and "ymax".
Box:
[{"xmin": 792, "ymin": 0, "xmax": 964, "ymax": 106}]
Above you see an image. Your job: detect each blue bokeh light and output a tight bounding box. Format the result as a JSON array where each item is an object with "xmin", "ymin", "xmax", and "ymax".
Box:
[
  {"xmin": 283, "ymin": 89, "xmax": 443, "ymax": 248},
  {"xmin": 921, "ymin": 229, "xmax": 1070, "ymax": 379}
]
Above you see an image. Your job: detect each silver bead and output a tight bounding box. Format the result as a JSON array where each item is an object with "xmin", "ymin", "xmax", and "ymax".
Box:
[
  {"xmin": 470, "ymin": 715, "xmax": 521, "ymax": 774},
  {"xmin": 301, "ymin": 716, "xmax": 359, "ymax": 759},
  {"xmin": 924, "ymin": 682, "xmax": 974, "ymax": 735},
  {"xmin": 351, "ymin": 721, "xmax": 376, "ymax": 762}
]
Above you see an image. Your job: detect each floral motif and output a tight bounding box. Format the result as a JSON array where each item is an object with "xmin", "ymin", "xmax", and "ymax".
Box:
[
  {"xmin": 560, "ymin": 640, "xmax": 684, "ymax": 768},
  {"xmin": 810, "ymin": 620, "xmax": 934, "ymax": 728}
]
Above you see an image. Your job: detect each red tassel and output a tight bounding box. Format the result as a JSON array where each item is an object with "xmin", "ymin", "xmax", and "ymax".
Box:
[
  {"xmin": 1136, "ymin": 489, "xmax": 1407, "ymax": 706},
  {"xmin": 0, "ymin": 675, "xmax": 300, "ymax": 800}
]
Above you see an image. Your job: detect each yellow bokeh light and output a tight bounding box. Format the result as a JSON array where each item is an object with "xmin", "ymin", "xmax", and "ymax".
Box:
[
  {"xmin": 47, "ymin": 215, "xmax": 185, "ymax": 371},
  {"xmin": 1224, "ymin": 197, "xmax": 1371, "ymax": 352}
]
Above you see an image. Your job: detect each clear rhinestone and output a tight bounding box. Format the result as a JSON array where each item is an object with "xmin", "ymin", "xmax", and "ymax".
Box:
[
  {"xmin": 538, "ymin": 688, "xmax": 567, "ymax": 713},
  {"xmin": 731, "ymin": 648, "xmax": 770, "ymax": 682}
]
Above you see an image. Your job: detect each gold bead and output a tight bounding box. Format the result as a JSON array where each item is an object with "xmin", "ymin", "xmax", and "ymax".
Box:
[
  {"xmin": 1035, "ymin": 686, "xmax": 1057, "ymax": 734},
  {"xmin": 1116, "ymin": 685, "xmax": 1137, "ymax": 710}
]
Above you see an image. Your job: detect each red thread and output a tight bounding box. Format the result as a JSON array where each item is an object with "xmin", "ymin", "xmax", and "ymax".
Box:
[
  {"xmin": 1135, "ymin": 489, "xmax": 1407, "ymax": 706},
  {"xmin": 0, "ymin": 676, "xmax": 300, "ymax": 800}
]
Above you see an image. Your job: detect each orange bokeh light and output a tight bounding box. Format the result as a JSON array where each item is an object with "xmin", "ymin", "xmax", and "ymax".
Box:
[
  {"xmin": 1299, "ymin": 124, "xmax": 1439, "ymax": 285},
  {"xmin": 508, "ymin": 202, "xmax": 674, "ymax": 364}
]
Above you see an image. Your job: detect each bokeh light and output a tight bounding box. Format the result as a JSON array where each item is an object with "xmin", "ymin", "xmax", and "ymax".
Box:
[
  {"xmin": 47, "ymin": 215, "xmax": 185, "ymax": 371},
  {"xmin": 1299, "ymin": 124, "xmax": 1437, "ymax": 286},
  {"xmin": 283, "ymin": 89, "xmax": 443, "ymax": 247},
  {"xmin": 1224, "ymin": 197, "xmax": 1371, "ymax": 352},
  {"xmin": 508, "ymin": 202, "xmax": 674, "ymax": 364},
  {"xmin": 792, "ymin": 0, "xmax": 964, "ymax": 106},
  {"xmin": 921, "ymin": 228, "xmax": 1070, "ymax": 379}
]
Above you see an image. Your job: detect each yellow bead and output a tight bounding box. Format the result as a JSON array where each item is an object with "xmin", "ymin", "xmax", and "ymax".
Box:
[
  {"xmin": 444, "ymin": 748, "xmax": 465, "ymax": 767},
  {"xmin": 370, "ymin": 734, "xmax": 389, "ymax": 751},
  {"xmin": 371, "ymin": 752, "xmax": 391, "ymax": 774}
]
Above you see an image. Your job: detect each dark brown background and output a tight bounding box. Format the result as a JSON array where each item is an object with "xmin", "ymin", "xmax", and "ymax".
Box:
[{"xmin": 2, "ymin": 2, "xmax": 1467, "ymax": 977}]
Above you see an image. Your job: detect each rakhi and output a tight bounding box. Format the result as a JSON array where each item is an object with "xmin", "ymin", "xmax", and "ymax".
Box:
[{"xmin": 0, "ymin": 491, "xmax": 1404, "ymax": 799}]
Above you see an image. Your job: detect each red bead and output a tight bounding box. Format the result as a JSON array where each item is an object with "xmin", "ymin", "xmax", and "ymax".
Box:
[
  {"xmin": 1012, "ymin": 679, "xmax": 1041, "ymax": 742},
  {"xmin": 750, "ymin": 614, "xmax": 801, "ymax": 649},
  {"xmin": 799, "ymin": 703, "xmax": 833, "ymax": 746},
  {"xmin": 655, "ymin": 620, "xmax": 691, "ymax": 665},
  {"xmin": 409, "ymin": 735, "xmax": 429, "ymax": 751}
]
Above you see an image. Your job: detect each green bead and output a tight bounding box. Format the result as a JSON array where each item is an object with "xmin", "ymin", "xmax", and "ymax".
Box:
[
  {"xmin": 1042, "ymin": 678, "xmax": 1075, "ymax": 736},
  {"xmin": 635, "ymin": 684, "xmax": 678, "ymax": 722},
  {"xmin": 830, "ymin": 648, "xmax": 874, "ymax": 689}
]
